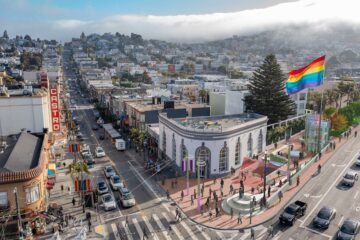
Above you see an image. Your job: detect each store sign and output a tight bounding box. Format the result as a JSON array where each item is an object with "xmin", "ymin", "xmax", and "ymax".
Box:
[{"xmin": 50, "ymin": 87, "xmax": 60, "ymax": 132}]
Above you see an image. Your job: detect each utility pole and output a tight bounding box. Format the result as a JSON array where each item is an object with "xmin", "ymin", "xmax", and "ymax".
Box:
[{"xmin": 14, "ymin": 188, "xmax": 23, "ymax": 240}]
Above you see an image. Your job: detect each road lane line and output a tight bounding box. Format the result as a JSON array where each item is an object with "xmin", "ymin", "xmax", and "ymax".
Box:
[
  {"xmin": 354, "ymin": 190, "xmax": 359, "ymax": 199},
  {"xmin": 143, "ymin": 215, "xmax": 160, "ymax": 240},
  {"xmin": 153, "ymin": 214, "xmax": 172, "ymax": 240},
  {"xmin": 300, "ymin": 152, "xmax": 359, "ymax": 227},
  {"xmin": 303, "ymin": 226, "xmax": 332, "ymax": 239},
  {"xmin": 239, "ymin": 233, "xmax": 249, "ymax": 240},
  {"xmin": 194, "ymin": 225, "xmax": 211, "ymax": 240},
  {"xmin": 110, "ymin": 223, "xmax": 121, "ymax": 240},
  {"xmin": 162, "ymin": 212, "xmax": 184, "ymax": 240},
  {"xmin": 338, "ymin": 216, "xmax": 344, "ymax": 226},
  {"xmin": 120, "ymin": 220, "xmax": 134, "ymax": 240},
  {"xmin": 132, "ymin": 218, "xmax": 144, "ymax": 240}
]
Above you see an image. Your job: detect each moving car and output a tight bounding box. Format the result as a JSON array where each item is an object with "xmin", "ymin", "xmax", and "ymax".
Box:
[
  {"xmin": 95, "ymin": 147, "xmax": 106, "ymax": 158},
  {"xmin": 97, "ymin": 181, "xmax": 109, "ymax": 195},
  {"xmin": 355, "ymin": 155, "xmax": 360, "ymax": 167},
  {"xmin": 101, "ymin": 194, "xmax": 116, "ymax": 211},
  {"xmin": 337, "ymin": 218, "xmax": 360, "ymax": 240},
  {"xmin": 279, "ymin": 200, "xmax": 307, "ymax": 225},
  {"xmin": 312, "ymin": 206, "xmax": 336, "ymax": 229},
  {"xmin": 119, "ymin": 187, "xmax": 136, "ymax": 207},
  {"xmin": 109, "ymin": 175, "xmax": 124, "ymax": 190},
  {"xmin": 342, "ymin": 171, "xmax": 358, "ymax": 187},
  {"xmin": 104, "ymin": 165, "xmax": 116, "ymax": 178}
]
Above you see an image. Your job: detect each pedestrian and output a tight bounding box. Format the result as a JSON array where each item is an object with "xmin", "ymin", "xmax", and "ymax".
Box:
[
  {"xmin": 237, "ymin": 212, "xmax": 242, "ymax": 224},
  {"xmin": 209, "ymin": 187, "xmax": 212, "ymax": 197},
  {"xmin": 297, "ymin": 175, "xmax": 300, "ymax": 186},
  {"xmin": 125, "ymin": 216, "xmax": 129, "ymax": 227},
  {"xmin": 181, "ymin": 190, "xmax": 184, "ymax": 201},
  {"xmin": 88, "ymin": 220, "xmax": 92, "ymax": 232},
  {"xmin": 268, "ymin": 225, "xmax": 274, "ymax": 237},
  {"xmin": 72, "ymin": 197, "xmax": 76, "ymax": 206},
  {"xmin": 240, "ymin": 179, "xmax": 244, "ymax": 189},
  {"xmin": 251, "ymin": 228, "xmax": 255, "ymax": 240},
  {"xmin": 252, "ymin": 196, "xmax": 256, "ymax": 206},
  {"xmin": 65, "ymin": 214, "xmax": 69, "ymax": 227},
  {"xmin": 230, "ymin": 184, "xmax": 233, "ymax": 195},
  {"xmin": 61, "ymin": 185, "xmax": 64, "ymax": 192},
  {"xmin": 215, "ymin": 207, "xmax": 219, "ymax": 217},
  {"xmin": 230, "ymin": 207, "xmax": 233, "ymax": 219},
  {"xmin": 209, "ymin": 210, "xmax": 213, "ymax": 220},
  {"xmin": 175, "ymin": 207, "xmax": 179, "ymax": 220},
  {"xmin": 213, "ymin": 191, "xmax": 216, "ymax": 200},
  {"xmin": 278, "ymin": 190, "xmax": 283, "ymax": 202},
  {"xmin": 279, "ymin": 179, "xmax": 283, "ymax": 187},
  {"xmin": 200, "ymin": 205, "xmax": 204, "ymax": 216},
  {"xmin": 251, "ymin": 187, "xmax": 255, "ymax": 195},
  {"xmin": 333, "ymin": 142, "xmax": 336, "ymax": 149},
  {"xmin": 191, "ymin": 195, "xmax": 194, "ymax": 206},
  {"xmin": 267, "ymin": 185, "xmax": 271, "ymax": 198},
  {"xmin": 221, "ymin": 190, "xmax": 224, "ymax": 199},
  {"xmin": 274, "ymin": 142, "xmax": 278, "ymax": 149},
  {"xmin": 166, "ymin": 190, "xmax": 170, "ymax": 200},
  {"xmin": 220, "ymin": 178, "xmax": 224, "ymax": 190},
  {"xmin": 355, "ymin": 131, "xmax": 358, "ymax": 137}
]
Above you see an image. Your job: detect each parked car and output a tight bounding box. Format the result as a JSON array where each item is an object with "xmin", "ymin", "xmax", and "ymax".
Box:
[
  {"xmin": 119, "ymin": 187, "xmax": 136, "ymax": 207},
  {"xmin": 83, "ymin": 153, "xmax": 94, "ymax": 165},
  {"xmin": 312, "ymin": 207, "xmax": 336, "ymax": 229},
  {"xmin": 337, "ymin": 218, "xmax": 360, "ymax": 240},
  {"xmin": 76, "ymin": 133, "xmax": 84, "ymax": 141},
  {"xmin": 97, "ymin": 181, "xmax": 109, "ymax": 195},
  {"xmin": 279, "ymin": 200, "xmax": 307, "ymax": 225},
  {"xmin": 355, "ymin": 155, "xmax": 360, "ymax": 167},
  {"xmin": 342, "ymin": 171, "xmax": 358, "ymax": 187},
  {"xmin": 101, "ymin": 194, "xmax": 116, "ymax": 211},
  {"xmin": 109, "ymin": 175, "xmax": 124, "ymax": 190},
  {"xmin": 104, "ymin": 165, "xmax": 116, "ymax": 178},
  {"xmin": 95, "ymin": 147, "xmax": 106, "ymax": 158},
  {"xmin": 81, "ymin": 144, "xmax": 90, "ymax": 157}
]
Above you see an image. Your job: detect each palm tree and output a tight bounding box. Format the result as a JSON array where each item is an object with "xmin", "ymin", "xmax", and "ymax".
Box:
[
  {"xmin": 67, "ymin": 161, "xmax": 89, "ymax": 178},
  {"xmin": 324, "ymin": 89, "xmax": 336, "ymax": 107}
]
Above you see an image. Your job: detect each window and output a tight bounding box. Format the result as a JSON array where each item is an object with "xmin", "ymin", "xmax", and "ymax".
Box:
[
  {"xmin": 172, "ymin": 134, "xmax": 176, "ymax": 162},
  {"xmin": 299, "ymin": 93, "xmax": 306, "ymax": 101},
  {"xmin": 247, "ymin": 133, "xmax": 253, "ymax": 157},
  {"xmin": 0, "ymin": 192, "xmax": 8, "ymax": 208},
  {"xmin": 195, "ymin": 145, "xmax": 210, "ymax": 168},
  {"xmin": 25, "ymin": 184, "xmax": 40, "ymax": 204},
  {"xmin": 257, "ymin": 130, "xmax": 263, "ymax": 154},
  {"xmin": 235, "ymin": 138, "xmax": 241, "ymax": 165},
  {"xmin": 219, "ymin": 143, "xmax": 228, "ymax": 172},
  {"xmin": 299, "ymin": 103, "xmax": 305, "ymax": 110}
]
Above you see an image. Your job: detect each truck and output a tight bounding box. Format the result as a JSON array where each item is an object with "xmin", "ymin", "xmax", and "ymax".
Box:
[
  {"xmin": 279, "ymin": 200, "xmax": 307, "ymax": 225},
  {"xmin": 115, "ymin": 139, "xmax": 126, "ymax": 151}
]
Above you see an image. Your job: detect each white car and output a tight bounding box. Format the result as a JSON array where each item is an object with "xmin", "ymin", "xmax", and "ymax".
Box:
[
  {"xmin": 95, "ymin": 147, "xmax": 106, "ymax": 158},
  {"xmin": 356, "ymin": 155, "xmax": 360, "ymax": 167},
  {"xmin": 109, "ymin": 175, "xmax": 124, "ymax": 190},
  {"xmin": 104, "ymin": 166, "xmax": 116, "ymax": 178},
  {"xmin": 97, "ymin": 181, "xmax": 109, "ymax": 195},
  {"xmin": 101, "ymin": 194, "xmax": 116, "ymax": 211},
  {"xmin": 119, "ymin": 187, "xmax": 136, "ymax": 207}
]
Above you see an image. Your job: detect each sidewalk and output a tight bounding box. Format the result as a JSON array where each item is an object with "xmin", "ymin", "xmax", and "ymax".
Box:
[{"xmin": 162, "ymin": 126, "xmax": 359, "ymax": 230}]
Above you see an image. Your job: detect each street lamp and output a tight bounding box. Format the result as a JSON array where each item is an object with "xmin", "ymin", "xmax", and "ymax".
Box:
[{"xmin": 262, "ymin": 150, "xmax": 268, "ymax": 208}]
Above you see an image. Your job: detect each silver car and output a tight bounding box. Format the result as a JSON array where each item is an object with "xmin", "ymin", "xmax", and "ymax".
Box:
[
  {"xmin": 101, "ymin": 194, "xmax": 116, "ymax": 211},
  {"xmin": 104, "ymin": 165, "xmax": 116, "ymax": 178},
  {"xmin": 97, "ymin": 181, "xmax": 109, "ymax": 195},
  {"xmin": 119, "ymin": 187, "xmax": 135, "ymax": 207},
  {"xmin": 110, "ymin": 175, "xmax": 124, "ymax": 190}
]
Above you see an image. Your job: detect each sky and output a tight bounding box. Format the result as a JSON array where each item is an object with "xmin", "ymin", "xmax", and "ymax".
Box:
[{"xmin": 1, "ymin": 0, "xmax": 359, "ymax": 42}]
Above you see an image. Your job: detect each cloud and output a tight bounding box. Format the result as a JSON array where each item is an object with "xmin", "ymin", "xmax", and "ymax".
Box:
[{"xmin": 46, "ymin": 0, "xmax": 360, "ymax": 41}]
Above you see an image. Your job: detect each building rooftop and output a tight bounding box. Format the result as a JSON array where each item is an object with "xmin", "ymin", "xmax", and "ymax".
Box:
[
  {"xmin": 127, "ymin": 101, "xmax": 208, "ymax": 113},
  {"xmin": 0, "ymin": 132, "xmax": 43, "ymax": 173},
  {"xmin": 164, "ymin": 113, "xmax": 267, "ymax": 132}
]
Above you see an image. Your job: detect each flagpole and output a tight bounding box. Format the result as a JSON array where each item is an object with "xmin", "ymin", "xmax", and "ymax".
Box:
[{"xmin": 317, "ymin": 59, "xmax": 326, "ymax": 156}]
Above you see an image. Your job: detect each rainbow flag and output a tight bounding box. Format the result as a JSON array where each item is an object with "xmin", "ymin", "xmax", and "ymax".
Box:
[{"xmin": 286, "ymin": 56, "xmax": 325, "ymax": 95}]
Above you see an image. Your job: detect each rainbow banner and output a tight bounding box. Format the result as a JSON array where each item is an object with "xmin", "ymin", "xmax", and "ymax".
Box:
[{"xmin": 286, "ymin": 56, "xmax": 325, "ymax": 95}]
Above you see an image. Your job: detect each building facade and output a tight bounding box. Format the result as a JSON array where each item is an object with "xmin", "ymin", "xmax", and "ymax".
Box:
[{"xmin": 159, "ymin": 113, "xmax": 268, "ymax": 178}]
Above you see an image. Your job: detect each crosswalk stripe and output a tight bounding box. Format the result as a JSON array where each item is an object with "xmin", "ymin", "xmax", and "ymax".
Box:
[
  {"xmin": 172, "ymin": 210, "xmax": 209, "ymax": 240},
  {"xmin": 120, "ymin": 220, "xmax": 134, "ymax": 240},
  {"xmin": 153, "ymin": 214, "xmax": 172, "ymax": 240},
  {"xmin": 143, "ymin": 216, "xmax": 160, "ymax": 240},
  {"xmin": 132, "ymin": 218, "xmax": 144, "ymax": 239},
  {"xmin": 162, "ymin": 212, "xmax": 184, "ymax": 240},
  {"xmin": 239, "ymin": 233, "xmax": 250, "ymax": 240},
  {"xmin": 216, "ymin": 231, "xmax": 227, "ymax": 239},
  {"xmin": 111, "ymin": 223, "xmax": 121, "ymax": 240},
  {"xmin": 194, "ymin": 225, "xmax": 211, "ymax": 240}
]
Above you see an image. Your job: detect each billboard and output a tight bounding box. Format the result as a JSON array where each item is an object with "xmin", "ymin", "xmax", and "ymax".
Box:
[{"xmin": 50, "ymin": 86, "xmax": 60, "ymax": 132}]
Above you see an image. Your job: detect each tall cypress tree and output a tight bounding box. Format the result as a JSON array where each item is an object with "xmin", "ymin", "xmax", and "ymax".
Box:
[{"xmin": 244, "ymin": 54, "xmax": 296, "ymax": 124}]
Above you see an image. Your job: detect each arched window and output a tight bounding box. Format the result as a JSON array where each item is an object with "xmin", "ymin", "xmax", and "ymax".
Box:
[
  {"xmin": 195, "ymin": 145, "xmax": 210, "ymax": 165},
  {"xmin": 257, "ymin": 130, "xmax": 263, "ymax": 154},
  {"xmin": 235, "ymin": 138, "xmax": 241, "ymax": 165},
  {"xmin": 172, "ymin": 134, "xmax": 176, "ymax": 161},
  {"xmin": 247, "ymin": 133, "xmax": 253, "ymax": 157},
  {"xmin": 219, "ymin": 142, "xmax": 228, "ymax": 172},
  {"xmin": 162, "ymin": 131, "xmax": 166, "ymax": 156}
]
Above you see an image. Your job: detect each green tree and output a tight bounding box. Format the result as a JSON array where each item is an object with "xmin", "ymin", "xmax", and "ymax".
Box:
[
  {"xmin": 244, "ymin": 54, "xmax": 296, "ymax": 124},
  {"xmin": 199, "ymin": 89, "xmax": 209, "ymax": 103},
  {"xmin": 67, "ymin": 161, "xmax": 89, "ymax": 178}
]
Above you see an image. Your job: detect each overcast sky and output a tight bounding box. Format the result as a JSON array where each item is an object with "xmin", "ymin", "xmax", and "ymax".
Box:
[{"xmin": 1, "ymin": 0, "xmax": 359, "ymax": 42}]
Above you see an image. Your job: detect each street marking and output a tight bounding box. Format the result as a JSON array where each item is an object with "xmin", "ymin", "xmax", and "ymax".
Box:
[
  {"xmin": 152, "ymin": 214, "xmax": 172, "ymax": 240},
  {"xmin": 301, "ymin": 226, "xmax": 332, "ymax": 239},
  {"xmin": 132, "ymin": 218, "xmax": 144, "ymax": 240},
  {"xmin": 143, "ymin": 216, "xmax": 160, "ymax": 240},
  {"xmin": 110, "ymin": 223, "xmax": 121, "ymax": 240},
  {"xmin": 194, "ymin": 225, "xmax": 211, "ymax": 240},
  {"xmin": 355, "ymin": 190, "xmax": 359, "ymax": 199},
  {"xmin": 239, "ymin": 233, "xmax": 249, "ymax": 240},
  {"xmin": 331, "ymin": 163, "xmax": 346, "ymax": 167},
  {"xmin": 301, "ymin": 152, "xmax": 359, "ymax": 227},
  {"xmin": 120, "ymin": 220, "xmax": 134, "ymax": 240},
  {"xmin": 338, "ymin": 216, "xmax": 344, "ymax": 226},
  {"xmin": 162, "ymin": 212, "xmax": 184, "ymax": 240},
  {"xmin": 172, "ymin": 210, "xmax": 201, "ymax": 239},
  {"xmin": 304, "ymin": 194, "xmax": 322, "ymax": 198}
]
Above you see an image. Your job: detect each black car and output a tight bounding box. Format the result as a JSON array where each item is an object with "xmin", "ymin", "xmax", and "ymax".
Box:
[
  {"xmin": 313, "ymin": 207, "xmax": 336, "ymax": 229},
  {"xmin": 279, "ymin": 201, "xmax": 307, "ymax": 225},
  {"xmin": 337, "ymin": 218, "xmax": 360, "ymax": 240}
]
